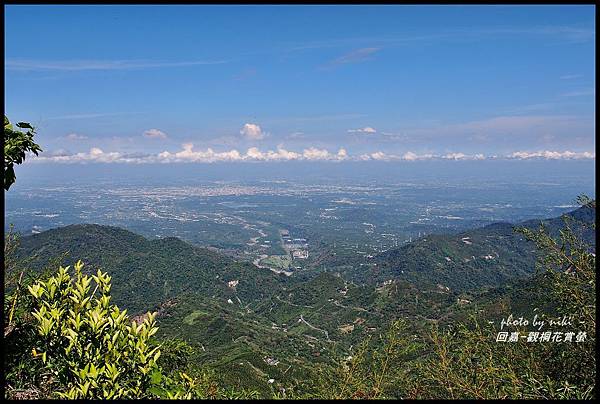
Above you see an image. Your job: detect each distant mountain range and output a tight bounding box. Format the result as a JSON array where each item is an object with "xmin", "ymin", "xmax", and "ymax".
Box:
[
  {"xmin": 373, "ymin": 204, "xmax": 595, "ymax": 292},
  {"xmin": 15, "ymin": 204, "xmax": 595, "ymax": 394}
]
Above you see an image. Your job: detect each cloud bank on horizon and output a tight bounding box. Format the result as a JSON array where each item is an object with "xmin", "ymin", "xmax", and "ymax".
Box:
[{"xmin": 29, "ymin": 144, "xmax": 595, "ymax": 164}]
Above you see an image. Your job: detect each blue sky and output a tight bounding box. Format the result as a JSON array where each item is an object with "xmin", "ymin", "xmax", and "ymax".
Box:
[{"xmin": 4, "ymin": 5, "xmax": 596, "ymax": 163}]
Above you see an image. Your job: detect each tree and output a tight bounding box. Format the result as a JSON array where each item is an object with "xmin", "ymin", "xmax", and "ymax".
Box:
[
  {"xmin": 5, "ymin": 258, "xmax": 260, "ymax": 399},
  {"xmin": 275, "ymin": 319, "xmax": 420, "ymax": 399},
  {"xmin": 516, "ymin": 196, "xmax": 595, "ymax": 396},
  {"xmin": 405, "ymin": 196, "xmax": 596, "ymax": 399},
  {"xmin": 4, "ymin": 115, "xmax": 42, "ymax": 190},
  {"xmin": 312, "ymin": 196, "xmax": 595, "ymax": 400},
  {"xmin": 23, "ymin": 261, "xmax": 163, "ymax": 398}
]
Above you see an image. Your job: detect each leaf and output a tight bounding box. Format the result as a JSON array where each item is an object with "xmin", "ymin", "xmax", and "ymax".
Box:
[
  {"xmin": 151, "ymin": 369, "xmax": 163, "ymax": 385},
  {"xmin": 148, "ymin": 386, "xmax": 167, "ymax": 398},
  {"xmin": 88, "ymin": 363, "xmax": 98, "ymax": 379}
]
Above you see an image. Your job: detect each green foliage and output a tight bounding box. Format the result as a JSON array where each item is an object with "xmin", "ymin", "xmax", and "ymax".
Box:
[
  {"xmin": 288, "ymin": 197, "xmax": 596, "ymax": 400},
  {"xmin": 7, "ymin": 201, "xmax": 595, "ymax": 399},
  {"xmin": 407, "ymin": 317, "xmax": 593, "ymax": 399},
  {"xmin": 5, "ymin": 225, "xmax": 24, "ymax": 329},
  {"xmin": 4, "ymin": 226, "xmax": 66, "ymax": 399},
  {"xmin": 405, "ymin": 197, "xmax": 596, "ymax": 399},
  {"xmin": 4, "ymin": 115, "xmax": 42, "ymax": 190},
  {"xmin": 515, "ymin": 196, "xmax": 596, "ymax": 395},
  {"xmin": 27, "ymin": 260, "xmax": 162, "ymax": 399},
  {"xmin": 16, "ymin": 224, "xmax": 285, "ymax": 315},
  {"xmin": 276, "ymin": 319, "xmax": 420, "ymax": 399},
  {"xmin": 517, "ymin": 197, "xmax": 595, "ymax": 329},
  {"xmin": 374, "ymin": 204, "xmax": 595, "ymax": 292},
  {"xmin": 6, "ymin": 257, "xmax": 261, "ymax": 399}
]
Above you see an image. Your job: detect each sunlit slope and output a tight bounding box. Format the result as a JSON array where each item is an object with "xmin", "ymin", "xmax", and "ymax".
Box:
[
  {"xmin": 16, "ymin": 224, "xmax": 287, "ymax": 314},
  {"xmin": 373, "ymin": 204, "xmax": 595, "ymax": 292}
]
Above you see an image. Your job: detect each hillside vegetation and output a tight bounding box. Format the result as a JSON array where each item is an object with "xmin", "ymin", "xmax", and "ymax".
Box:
[
  {"xmin": 5, "ymin": 201, "xmax": 596, "ymax": 398},
  {"xmin": 373, "ymin": 205, "xmax": 595, "ymax": 292}
]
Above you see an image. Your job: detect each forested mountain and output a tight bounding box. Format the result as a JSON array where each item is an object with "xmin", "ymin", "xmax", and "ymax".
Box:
[
  {"xmin": 11, "ymin": 204, "xmax": 595, "ymax": 396},
  {"xmin": 373, "ymin": 204, "xmax": 595, "ymax": 292},
  {"xmin": 15, "ymin": 225, "xmax": 449, "ymax": 393},
  {"xmin": 16, "ymin": 224, "xmax": 287, "ymax": 315}
]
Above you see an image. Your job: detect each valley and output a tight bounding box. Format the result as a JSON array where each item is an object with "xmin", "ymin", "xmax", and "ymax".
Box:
[
  {"xmin": 11, "ymin": 201, "xmax": 595, "ymax": 396},
  {"xmin": 5, "ymin": 175, "xmax": 590, "ymax": 278}
]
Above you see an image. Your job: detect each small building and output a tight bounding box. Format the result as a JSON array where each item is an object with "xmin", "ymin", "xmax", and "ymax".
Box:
[
  {"xmin": 264, "ymin": 357, "xmax": 280, "ymax": 366},
  {"xmin": 292, "ymin": 250, "xmax": 309, "ymax": 259}
]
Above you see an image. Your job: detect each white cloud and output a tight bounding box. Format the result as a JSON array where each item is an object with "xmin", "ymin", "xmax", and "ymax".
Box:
[
  {"xmin": 240, "ymin": 123, "xmax": 265, "ymax": 140},
  {"xmin": 7, "ymin": 58, "xmax": 227, "ymax": 71},
  {"xmin": 508, "ymin": 150, "xmax": 595, "ymax": 160},
  {"xmin": 444, "ymin": 152, "xmax": 466, "ymax": 160},
  {"xmin": 245, "ymin": 147, "xmax": 264, "ymax": 160},
  {"xmin": 157, "ymin": 143, "xmax": 243, "ymax": 163},
  {"xmin": 143, "ymin": 129, "xmax": 168, "ymax": 139},
  {"xmin": 64, "ymin": 133, "xmax": 88, "ymax": 141},
  {"xmin": 28, "ymin": 146, "xmax": 595, "ymax": 164},
  {"xmin": 266, "ymin": 148, "xmax": 302, "ymax": 161},
  {"xmin": 372, "ymin": 152, "xmax": 391, "ymax": 161},
  {"xmin": 358, "ymin": 151, "xmax": 392, "ymax": 161},
  {"xmin": 365, "ymin": 151, "xmax": 496, "ymax": 161},
  {"xmin": 32, "ymin": 147, "xmax": 127, "ymax": 163},
  {"xmin": 442, "ymin": 153, "xmax": 486, "ymax": 160},
  {"xmin": 402, "ymin": 151, "xmax": 418, "ymax": 161},
  {"xmin": 401, "ymin": 152, "xmax": 436, "ymax": 161},
  {"xmin": 302, "ymin": 147, "xmax": 332, "ymax": 160},
  {"xmin": 348, "ymin": 127, "xmax": 377, "ymax": 134},
  {"xmin": 299, "ymin": 147, "xmax": 347, "ymax": 161},
  {"xmin": 245, "ymin": 147, "xmax": 304, "ymax": 161}
]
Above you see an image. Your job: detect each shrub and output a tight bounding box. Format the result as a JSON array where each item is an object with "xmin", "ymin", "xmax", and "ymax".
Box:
[
  {"xmin": 27, "ymin": 260, "xmax": 162, "ymax": 399},
  {"xmin": 21, "ymin": 260, "xmax": 260, "ymax": 399}
]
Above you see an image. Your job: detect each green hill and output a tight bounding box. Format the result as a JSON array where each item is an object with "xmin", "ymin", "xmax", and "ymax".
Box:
[
  {"xmin": 13, "ymin": 205, "xmax": 594, "ymax": 396},
  {"xmin": 16, "ymin": 223, "xmax": 287, "ymax": 315},
  {"xmin": 373, "ymin": 204, "xmax": 595, "ymax": 292}
]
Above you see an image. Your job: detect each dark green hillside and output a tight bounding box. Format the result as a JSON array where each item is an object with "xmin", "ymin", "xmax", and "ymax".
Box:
[
  {"xmin": 12, "ymin": 205, "xmax": 594, "ymax": 397},
  {"xmin": 373, "ymin": 204, "xmax": 595, "ymax": 292},
  {"xmin": 13, "ymin": 225, "xmax": 462, "ymax": 395},
  {"xmin": 374, "ymin": 222, "xmax": 536, "ymax": 292},
  {"xmin": 154, "ymin": 289, "xmax": 349, "ymax": 396},
  {"xmin": 16, "ymin": 224, "xmax": 287, "ymax": 314},
  {"xmin": 252, "ymin": 272, "xmax": 458, "ymax": 351},
  {"xmin": 520, "ymin": 202, "xmax": 596, "ymax": 248}
]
